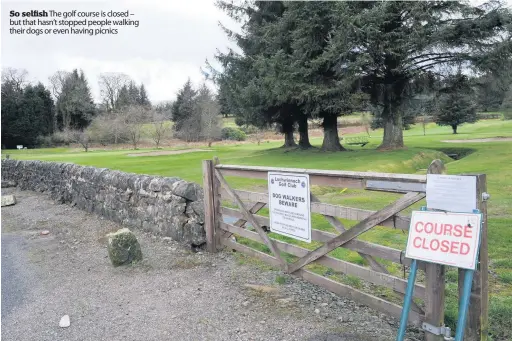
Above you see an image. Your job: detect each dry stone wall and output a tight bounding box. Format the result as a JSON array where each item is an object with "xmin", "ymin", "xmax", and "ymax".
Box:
[{"xmin": 1, "ymin": 159, "xmax": 206, "ymax": 246}]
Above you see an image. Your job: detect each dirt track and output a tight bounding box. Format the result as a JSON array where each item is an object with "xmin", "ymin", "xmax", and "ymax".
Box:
[{"xmin": 1, "ymin": 188, "xmax": 422, "ymax": 341}]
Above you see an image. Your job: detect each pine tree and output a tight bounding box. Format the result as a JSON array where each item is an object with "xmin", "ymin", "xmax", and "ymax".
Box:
[
  {"xmin": 56, "ymin": 69, "xmax": 96, "ymax": 130},
  {"xmin": 138, "ymin": 83, "xmax": 151, "ymax": 107},
  {"xmin": 434, "ymin": 73, "xmax": 478, "ymax": 134},
  {"xmin": 171, "ymin": 79, "xmax": 197, "ymax": 137}
]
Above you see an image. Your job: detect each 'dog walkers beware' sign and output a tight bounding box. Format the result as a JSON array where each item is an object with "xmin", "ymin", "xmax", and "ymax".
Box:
[
  {"xmin": 268, "ymin": 172, "xmax": 311, "ymax": 243},
  {"xmin": 405, "ymin": 211, "xmax": 482, "ymax": 270}
]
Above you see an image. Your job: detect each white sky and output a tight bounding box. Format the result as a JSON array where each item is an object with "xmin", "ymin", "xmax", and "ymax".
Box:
[
  {"xmin": 1, "ymin": 0, "xmax": 510, "ymax": 104},
  {"xmin": 1, "ymin": 0, "xmax": 241, "ymax": 103}
]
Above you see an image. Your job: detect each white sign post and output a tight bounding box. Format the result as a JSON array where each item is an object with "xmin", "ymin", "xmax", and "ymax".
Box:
[
  {"xmin": 268, "ymin": 172, "xmax": 311, "ymax": 243},
  {"xmin": 405, "ymin": 210, "xmax": 482, "ymax": 270}
]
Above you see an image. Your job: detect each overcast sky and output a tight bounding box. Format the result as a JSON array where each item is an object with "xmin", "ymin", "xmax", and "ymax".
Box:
[
  {"xmin": 1, "ymin": 0, "xmax": 241, "ymax": 103},
  {"xmin": 1, "ymin": 0, "xmax": 510, "ymax": 104}
]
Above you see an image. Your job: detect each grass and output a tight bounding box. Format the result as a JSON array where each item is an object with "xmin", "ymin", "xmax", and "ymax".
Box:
[{"xmin": 3, "ymin": 118, "xmax": 512, "ymax": 339}]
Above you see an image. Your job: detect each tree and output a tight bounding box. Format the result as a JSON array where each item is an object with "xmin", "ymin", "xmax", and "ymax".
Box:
[
  {"xmin": 214, "ymin": 1, "xmax": 305, "ymax": 148},
  {"xmin": 98, "ymin": 72, "xmax": 131, "ymax": 112},
  {"xmin": 138, "ymin": 83, "xmax": 151, "ymax": 107},
  {"xmin": 171, "ymin": 79, "xmax": 197, "ymax": 139},
  {"xmin": 147, "ymin": 111, "xmax": 171, "ymax": 148},
  {"xmin": 1, "ymin": 67, "xmax": 28, "ymax": 90},
  {"xmin": 196, "ymin": 84, "xmax": 222, "ymax": 147},
  {"xmin": 326, "ymin": 0, "xmax": 512, "ymax": 149},
  {"xmin": 68, "ymin": 128, "xmax": 93, "ymax": 152},
  {"xmin": 55, "ymin": 69, "xmax": 96, "ymax": 130},
  {"xmin": 434, "ymin": 73, "xmax": 478, "ymax": 134},
  {"xmin": 124, "ymin": 105, "xmax": 149, "ymax": 149}
]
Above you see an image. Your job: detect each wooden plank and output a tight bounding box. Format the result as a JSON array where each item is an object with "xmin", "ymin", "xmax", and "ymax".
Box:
[
  {"xmin": 219, "ymin": 168, "xmax": 365, "ymax": 189},
  {"xmin": 221, "ymin": 188, "xmax": 412, "ymax": 230},
  {"xmin": 202, "ymin": 160, "xmax": 216, "ymax": 252},
  {"xmin": 220, "ymin": 206, "xmax": 426, "ymax": 270},
  {"xmin": 220, "ymin": 222, "xmax": 426, "ymax": 299},
  {"xmin": 214, "ymin": 168, "xmax": 289, "ymax": 271},
  {"xmin": 296, "ymin": 269, "xmax": 423, "ymax": 327},
  {"xmin": 287, "ymin": 191, "xmax": 426, "ymax": 274},
  {"xmin": 215, "ymin": 164, "xmax": 427, "ymax": 183},
  {"xmin": 459, "ymin": 174, "xmax": 488, "ymax": 341},
  {"xmin": 424, "ymin": 159, "xmax": 446, "ymax": 341}
]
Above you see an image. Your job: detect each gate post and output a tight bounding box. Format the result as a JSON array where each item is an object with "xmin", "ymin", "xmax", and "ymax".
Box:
[
  {"xmin": 459, "ymin": 174, "xmax": 488, "ymax": 340},
  {"xmin": 424, "ymin": 160, "xmax": 446, "ymax": 341},
  {"xmin": 202, "ymin": 160, "xmax": 216, "ymax": 252}
]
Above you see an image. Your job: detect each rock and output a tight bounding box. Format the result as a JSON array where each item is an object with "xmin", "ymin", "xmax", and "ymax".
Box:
[
  {"xmin": 59, "ymin": 315, "xmax": 70, "ymax": 328},
  {"xmin": 337, "ymin": 316, "xmax": 344, "ymax": 322},
  {"xmin": 172, "ymin": 181, "xmax": 202, "ymax": 201},
  {"xmin": 320, "ymin": 303, "xmax": 328, "ymax": 307},
  {"xmin": 106, "ymin": 228, "xmax": 143, "ymax": 266},
  {"xmin": 41, "ymin": 230, "xmax": 50, "ymax": 235},
  {"xmin": 242, "ymin": 301, "xmax": 250, "ymax": 307},
  {"xmin": 1, "ymin": 195, "xmax": 16, "ymax": 207},
  {"xmin": 314, "ymin": 309, "xmax": 320, "ymax": 314}
]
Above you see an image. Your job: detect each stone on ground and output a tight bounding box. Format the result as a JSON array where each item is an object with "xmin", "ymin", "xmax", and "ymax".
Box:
[
  {"xmin": 59, "ymin": 315, "xmax": 70, "ymax": 328},
  {"xmin": 1, "ymin": 195, "xmax": 16, "ymax": 207},
  {"xmin": 107, "ymin": 228, "xmax": 143, "ymax": 266}
]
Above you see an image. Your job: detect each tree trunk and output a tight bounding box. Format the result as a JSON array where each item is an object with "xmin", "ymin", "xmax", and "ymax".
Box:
[
  {"xmin": 281, "ymin": 119, "xmax": 297, "ymax": 148},
  {"xmin": 208, "ymin": 141, "xmax": 212, "ymax": 147},
  {"xmin": 452, "ymin": 125, "xmax": 458, "ymax": 134},
  {"xmin": 298, "ymin": 115, "xmax": 312, "ymax": 149},
  {"xmin": 321, "ymin": 114, "xmax": 345, "ymax": 151},
  {"xmin": 379, "ymin": 115, "xmax": 404, "ymax": 149},
  {"xmin": 378, "ymin": 82, "xmax": 406, "ymax": 150}
]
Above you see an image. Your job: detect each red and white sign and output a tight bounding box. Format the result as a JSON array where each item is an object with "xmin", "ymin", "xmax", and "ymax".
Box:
[{"xmin": 405, "ymin": 211, "xmax": 482, "ymax": 270}]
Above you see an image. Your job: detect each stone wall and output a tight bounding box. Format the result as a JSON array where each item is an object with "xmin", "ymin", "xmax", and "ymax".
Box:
[{"xmin": 1, "ymin": 159, "xmax": 206, "ymax": 246}]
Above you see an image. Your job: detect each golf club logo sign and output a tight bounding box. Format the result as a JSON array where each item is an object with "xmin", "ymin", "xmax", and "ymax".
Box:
[{"xmin": 268, "ymin": 172, "xmax": 311, "ymax": 243}]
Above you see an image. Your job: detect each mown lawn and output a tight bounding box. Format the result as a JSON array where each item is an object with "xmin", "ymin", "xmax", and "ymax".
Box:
[{"xmin": 3, "ymin": 118, "xmax": 512, "ymax": 339}]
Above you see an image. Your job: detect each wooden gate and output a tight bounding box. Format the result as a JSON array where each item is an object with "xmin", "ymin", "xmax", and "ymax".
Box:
[{"xmin": 202, "ymin": 158, "xmax": 488, "ymax": 341}]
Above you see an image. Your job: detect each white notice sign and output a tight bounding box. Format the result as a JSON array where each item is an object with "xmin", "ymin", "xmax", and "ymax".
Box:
[
  {"xmin": 268, "ymin": 172, "xmax": 311, "ymax": 243},
  {"xmin": 426, "ymin": 174, "xmax": 477, "ymax": 213},
  {"xmin": 405, "ymin": 211, "xmax": 482, "ymax": 270}
]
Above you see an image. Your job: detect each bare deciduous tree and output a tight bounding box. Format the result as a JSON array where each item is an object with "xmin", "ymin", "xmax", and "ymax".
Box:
[
  {"xmin": 98, "ymin": 72, "xmax": 131, "ymax": 112},
  {"xmin": 59, "ymin": 128, "xmax": 93, "ymax": 152},
  {"xmin": 48, "ymin": 71, "xmax": 70, "ymax": 99},
  {"xmin": 124, "ymin": 105, "xmax": 150, "ymax": 149},
  {"xmin": 147, "ymin": 112, "xmax": 171, "ymax": 149},
  {"xmin": 1, "ymin": 67, "xmax": 29, "ymax": 90}
]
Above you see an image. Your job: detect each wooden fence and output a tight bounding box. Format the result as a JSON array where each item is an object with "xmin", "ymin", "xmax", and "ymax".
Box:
[{"xmin": 202, "ymin": 158, "xmax": 488, "ymax": 341}]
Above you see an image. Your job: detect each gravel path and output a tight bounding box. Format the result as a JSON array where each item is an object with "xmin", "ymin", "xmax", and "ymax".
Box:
[{"xmin": 1, "ymin": 188, "xmax": 423, "ymax": 341}]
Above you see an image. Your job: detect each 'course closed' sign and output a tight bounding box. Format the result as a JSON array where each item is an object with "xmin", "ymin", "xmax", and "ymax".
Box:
[{"xmin": 405, "ymin": 211, "xmax": 482, "ymax": 270}]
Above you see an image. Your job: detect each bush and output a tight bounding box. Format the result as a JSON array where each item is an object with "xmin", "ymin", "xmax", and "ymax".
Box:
[{"xmin": 221, "ymin": 127, "xmax": 246, "ymax": 141}]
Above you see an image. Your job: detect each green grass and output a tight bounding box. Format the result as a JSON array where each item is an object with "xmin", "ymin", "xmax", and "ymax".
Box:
[{"xmin": 3, "ymin": 118, "xmax": 512, "ymax": 339}]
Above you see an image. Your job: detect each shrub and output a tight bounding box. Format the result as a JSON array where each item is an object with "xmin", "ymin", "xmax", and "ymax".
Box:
[{"xmin": 221, "ymin": 127, "xmax": 246, "ymax": 141}]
